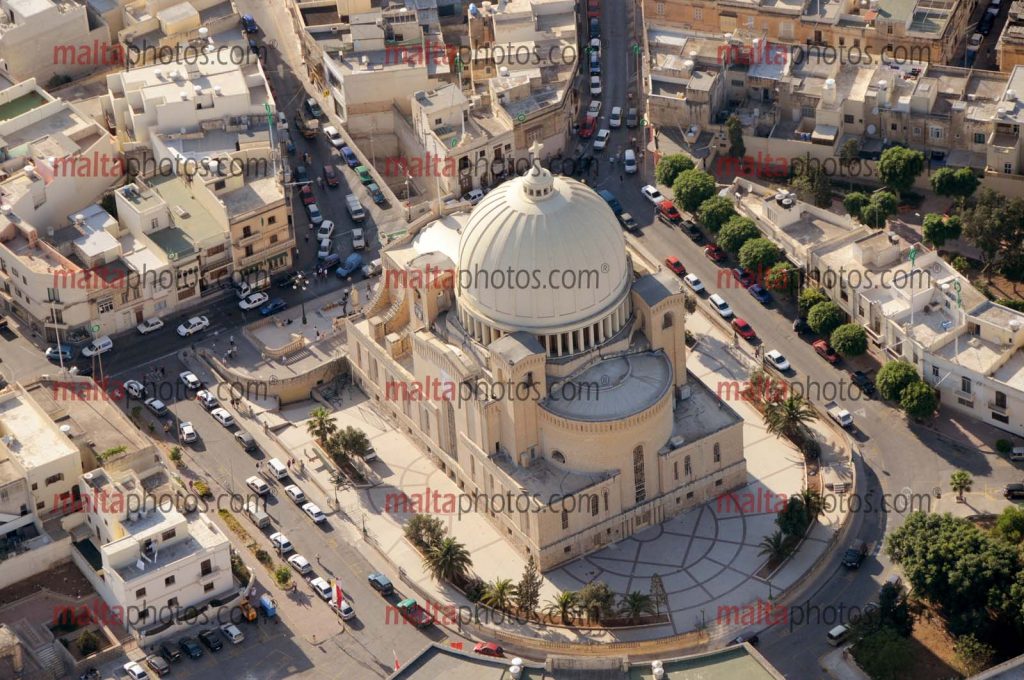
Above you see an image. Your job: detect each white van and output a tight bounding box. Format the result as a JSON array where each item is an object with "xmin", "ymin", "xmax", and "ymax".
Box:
[
  {"xmin": 826, "ymin": 625, "xmax": 850, "ymax": 646},
  {"xmin": 266, "ymin": 457, "xmax": 288, "ymax": 480},
  {"xmin": 623, "ymin": 149, "xmax": 637, "ymax": 174},
  {"xmin": 81, "ymin": 336, "xmax": 113, "ymax": 357},
  {"xmin": 1010, "ymin": 446, "xmax": 1024, "ymax": 461},
  {"xmin": 346, "ymin": 194, "xmax": 365, "ymax": 222},
  {"xmin": 245, "ymin": 498, "xmax": 271, "ymax": 529}
]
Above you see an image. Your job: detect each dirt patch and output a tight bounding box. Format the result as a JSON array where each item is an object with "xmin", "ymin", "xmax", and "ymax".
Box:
[
  {"xmin": 905, "ymin": 603, "xmax": 964, "ymax": 679},
  {"xmin": 0, "ymin": 562, "xmax": 92, "ymax": 608}
]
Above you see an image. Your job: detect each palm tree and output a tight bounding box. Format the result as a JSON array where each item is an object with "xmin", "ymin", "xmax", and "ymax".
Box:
[
  {"xmin": 758, "ymin": 530, "xmax": 790, "ymax": 562},
  {"xmin": 618, "ymin": 591, "xmax": 657, "ymax": 624},
  {"xmin": 306, "ymin": 407, "xmax": 338, "ymax": 445},
  {"xmin": 950, "ymin": 470, "xmax": 973, "ymax": 501},
  {"xmin": 797, "ymin": 488, "xmax": 825, "ymax": 520},
  {"xmin": 544, "ymin": 591, "xmax": 579, "ymax": 625},
  {"xmin": 764, "ymin": 394, "xmax": 818, "ymax": 440},
  {"xmin": 480, "ymin": 578, "xmax": 517, "ymax": 612},
  {"xmin": 422, "ymin": 536, "xmax": 472, "ymax": 585}
]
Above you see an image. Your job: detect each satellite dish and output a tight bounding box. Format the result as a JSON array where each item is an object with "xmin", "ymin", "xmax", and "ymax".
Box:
[{"xmin": 867, "ymin": 124, "xmax": 877, "ymax": 134}]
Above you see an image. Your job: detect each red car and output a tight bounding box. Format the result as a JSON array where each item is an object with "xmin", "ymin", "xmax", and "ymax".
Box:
[
  {"xmin": 813, "ymin": 339, "xmax": 840, "ymax": 364},
  {"xmin": 474, "ymin": 641, "xmax": 504, "ymax": 657},
  {"xmin": 731, "ymin": 267, "xmax": 755, "ymax": 287},
  {"xmin": 579, "ymin": 115, "xmax": 596, "ymax": 138},
  {"xmin": 732, "ymin": 317, "xmax": 756, "ymax": 341},
  {"xmin": 323, "ymin": 164, "xmax": 338, "ymax": 187},
  {"xmin": 299, "ymin": 185, "xmax": 316, "ymax": 205},
  {"xmin": 704, "ymin": 244, "xmax": 726, "ymax": 262},
  {"xmin": 587, "ymin": 0, "xmax": 600, "ymax": 17},
  {"xmin": 657, "ymin": 200, "xmax": 681, "ymax": 222},
  {"xmin": 665, "ymin": 256, "xmax": 686, "ymax": 276}
]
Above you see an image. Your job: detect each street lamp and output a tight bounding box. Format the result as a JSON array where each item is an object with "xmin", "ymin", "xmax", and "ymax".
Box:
[{"xmin": 293, "ymin": 272, "xmax": 309, "ymax": 325}]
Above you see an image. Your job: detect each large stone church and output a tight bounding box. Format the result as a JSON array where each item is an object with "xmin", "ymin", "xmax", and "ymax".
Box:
[{"xmin": 346, "ymin": 145, "xmax": 746, "ymax": 570}]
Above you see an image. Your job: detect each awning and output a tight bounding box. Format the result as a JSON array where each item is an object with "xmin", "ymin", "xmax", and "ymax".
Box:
[{"xmin": 812, "ymin": 124, "xmax": 838, "ymax": 142}]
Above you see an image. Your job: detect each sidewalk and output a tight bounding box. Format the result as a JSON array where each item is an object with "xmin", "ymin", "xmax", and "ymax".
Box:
[{"xmin": 820, "ymin": 645, "xmax": 871, "ymax": 680}]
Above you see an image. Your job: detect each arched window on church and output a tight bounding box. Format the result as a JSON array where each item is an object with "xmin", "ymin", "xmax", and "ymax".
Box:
[
  {"xmin": 552, "ymin": 450, "xmax": 565, "ymax": 464},
  {"xmin": 633, "ymin": 446, "xmax": 646, "ymax": 504},
  {"xmin": 663, "ymin": 312, "xmax": 673, "ymax": 329}
]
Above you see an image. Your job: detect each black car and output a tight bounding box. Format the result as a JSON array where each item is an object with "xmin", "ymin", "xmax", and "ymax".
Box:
[
  {"xmin": 159, "ymin": 641, "xmax": 182, "ymax": 663},
  {"xmin": 198, "ymin": 629, "xmax": 223, "ymax": 652},
  {"xmin": 276, "ymin": 271, "xmax": 304, "ymax": 289},
  {"xmin": 979, "ymin": 11, "xmax": 995, "ymax": 35},
  {"xmin": 618, "ymin": 212, "xmax": 641, "ymax": 235},
  {"xmin": 294, "ymin": 165, "xmax": 309, "ymax": 183},
  {"xmin": 1004, "ymin": 483, "xmax": 1024, "ymax": 499},
  {"xmin": 842, "ymin": 541, "xmax": 867, "ymax": 568},
  {"xmin": 368, "ymin": 572, "xmax": 394, "ymax": 596},
  {"xmin": 178, "ymin": 637, "xmax": 203, "ymax": 659},
  {"xmin": 683, "ymin": 220, "xmax": 704, "ymax": 243},
  {"xmin": 793, "ymin": 318, "xmax": 811, "ymax": 334},
  {"xmin": 851, "ymin": 371, "xmax": 876, "ymax": 396}
]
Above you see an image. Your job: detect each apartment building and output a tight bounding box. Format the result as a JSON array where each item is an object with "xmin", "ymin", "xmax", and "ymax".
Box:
[
  {"xmin": 117, "ymin": 0, "xmax": 243, "ymax": 67},
  {"xmin": 0, "ymin": 0, "xmax": 111, "ymax": 85},
  {"xmin": 726, "ymin": 177, "xmax": 1024, "ymax": 436},
  {"xmin": 72, "ymin": 465, "xmax": 236, "ymax": 640},
  {"xmin": 996, "ymin": 0, "xmax": 1024, "ymax": 73},
  {"xmin": 643, "ymin": 0, "xmax": 972, "ymax": 67}
]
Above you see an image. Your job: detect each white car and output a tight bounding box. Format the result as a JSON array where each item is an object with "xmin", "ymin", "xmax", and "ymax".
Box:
[
  {"xmin": 609, "ymin": 106, "xmax": 623, "ymax": 128},
  {"xmin": 310, "ymin": 576, "xmax": 332, "ymax": 601},
  {"xmin": 123, "ymin": 661, "xmax": 149, "ymax": 680},
  {"xmin": 196, "ymin": 389, "xmax": 217, "ymax": 410},
  {"xmin": 124, "ymin": 379, "xmax": 146, "ymax": 399},
  {"xmin": 288, "ymin": 553, "xmax": 312, "ymax": 575},
  {"xmin": 211, "ymin": 408, "xmax": 234, "ymax": 427},
  {"xmin": 239, "ymin": 292, "xmax": 269, "ymax": 310},
  {"xmin": 246, "ymin": 476, "xmax": 270, "ymax": 495},
  {"xmin": 968, "ymin": 32, "xmax": 983, "ymax": 50},
  {"xmin": 323, "ymin": 125, "xmax": 344, "ymax": 149},
  {"xmin": 587, "ymin": 100, "xmax": 602, "ymax": 117},
  {"xmin": 765, "ymin": 350, "xmax": 791, "ymax": 372},
  {"xmin": 179, "ymin": 371, "xmax": 202, "ymax": 390},
  {"xmin": 176, "ymin": 315, "xmax": 210, "ymax": 337},
  {"xmin": 220, "ymin": 622, "xmax": 245, "ymax": 644},
  {"xmin": 284, "ymin": 484, "xmax": 306, "ymax": 504},
  {"xmin": 81, "ymin": 336, "xmax": 113, "ymax": 357},
  {"xmin": 333, "ymin": 599, "xmax": 356, "ymax": 620},
  {"xmin": 709, "ymin": 293, "xmax": 734, "ymax": 318},
  {"xmin": 593, "ymin": 128, "xmax": 611, "ymax": 150},
  {"xmin": 136, "ymin": 317, "xmax": 164, "ymax": 334},
  {"xmin": 178, "ymin": 421, "xmax": 197, "ymax": 443},
  {"xmin": 316, "ymin": 220, "xmax": 335, "ymax": 241},
  {"xmin": 589, "ymin": 37, "xmax": 601, "ymax": 56},
  {"xmin": 144, "ymin": 397, "xmax": 168, "ymax": 416},
  {"xmin": 683, "ymin": 273, "xmax": 705, "ymax": 293},
  {"xmin": 641, "ymin": 184, "xmax": 665, "ymax": 205},
  {"xmin": 302, "ymin": 502, "xmax": 326, "ymax": 523},
  {"xmin": 318, "ymin": 238, "xmax": 333, "ymax": 259},
  {"xmin": 270, "ymin": 531, "xmax": 293, "ymax": 554},
  {"xmin": 590, "ymin": 76, "xmax": 602, "ymax": 96}
]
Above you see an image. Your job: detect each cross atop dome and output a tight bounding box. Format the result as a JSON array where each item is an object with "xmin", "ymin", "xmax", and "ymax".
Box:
[{"xmin": 527, "ymin": 140, "xmax": 544, "ymax": 171}]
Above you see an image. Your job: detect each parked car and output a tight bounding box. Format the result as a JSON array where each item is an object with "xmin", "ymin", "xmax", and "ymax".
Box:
[
  {"xmin": 288, "ymin": 553, "xmax": 312, "ymax": 575},
  {"xmin": 587, "ymin": 100, "xmax": 602, "ymax": 117},
  {"xmin": 842, "ymin": 541, "xmax": 868, "ymax": 568},
  {"xmin": 641, "ymin": 184, "xmax": 664, "ymax": 205},
  {"xmin": 220, "ymin": 623, "xmax": 245, "ymax": 644},
  {"xmin": 211, "ymin": 408, "xmax": 234, "ymax": 427},
  {"xmin": 657, "ymin": 200, "xmax": 681, "ymax": 222},
  {"xmin": 709, "ymin": 293, "xmax": 733, "ymax": 318},
  {"xmin": 474, "ymin": 642, "xmax": 505, "ymax": 657},
  {"xmin": 246, "ymin": 476, "xmax": 270, "ymax": 495},
  {"xmin": 333, "ymin": 599, "xmax": 356, "ymax": 620},
  {"xmin": 793, "ymin": 318, "xmax": 811, "ymax": 334},
  {"xmin": 299, "ymin": 184, "xmax": 316, "ymax": 205},
  {"xmin": 732, "ymin": 268, "xmax": 756, "ymax": 287},
  {"xmin": 578, "ymin": 114, "xmax": 597, "ymax": 139},
  {"xmin": 179, "ymin": 371, "xmax": 202, "ymax": 390},
  {"xmin": 748, "ymin": 284, "xmax": 771, "ymax": 304},
  {"xmin": 683, "ymin": 220, "xmax": 704, "ymax": 242},
  {"xmin": 176, "ymin": 316, "xmax": 210, "ymax": 337},
  {"xmin": 704, "ymin": 244, "xmax": 726, "ymax": 262},
  {"xmin": 340, "ymin": 146, "xmax": 359, "ymax": 168},
  {"xmin": 124, "ymin": 380, "xmax": 146, "ymax": 399},
  {"xmin": 178, "ymin": 421, "xmax": 197, "ymax": 444},
  {"xmin": 323, "ymin": 164, "xmax": 339, "ymax": 187},
  {"xmin": 144, "ymin": 398, "xmax": 168, "ymax": 416},
  {"xmin": 305, "ymin": 97, "xmax": 323, "ymax": 118},
  {"xmin": 310, "ymin": 577, "xmax": 333, "ymax": 601},
  {"xmin": 293, "ymin": 165, "xmax": 309, "ymax": 183},
  {"xmin": 851, "ymin": 370, "xmax": 876, "ymax": 396},
  {"xmin": 618, "ymin": 212, "xmax": 641, "ymax": 235},
  {"xmin": 306, "ymin": 203, "xmax": 324, "ymax": 226},
  {"xmin": 234, "ymin": 430, "xmax": 257, "ymax": 452},
  {"xmin": 355, "ymin": 165, "xmax": 373, "ymax": 185},
  {"xmin": 136, "ymin": 317, "xmax": 164, "ymax": 334},
  {"xmin": 626, "ymin": 107, "xmax": 639, "ymax": 127},
  {"xmin": 124, "ymin": 661, "xmax": 150, "ymax": 680},
  {"xmin": 240, "ymin": 14, "xmax": 258, "ymax": 33},
  {"xmin": 302, "ymin": 502, "xmax": 327, "ymax": 523},
  {"xmin": 593, "ymin": 128, "xmax": 611, "ymax": 150},
  {"xmin": 239, "ymin": 292, "xmax": 270, "ymax": 310},
  {"xmin": 316, "ymin": 220, "xmax": 335, "ymax": 241},
  {"xmin": 732, "ymin": 317, "xmax": 757, "ymax": 341},
  {"xmin": 270, "ymin": 532, "xmax": 293, "ymax": 554},
  {"xmin": 368, "ymin": 572, "xmax": 394, "ymax": 595},
  {"xmin": 765, "ymin": 350, "xmax": 790, "ymax": 372},
  {"xmin": 45, "ymin": 344, "xmax": 75, "ymax": 363},
  {"xmin": 196, "ymin": 390, "xmax": 217, "ymax": 410},
  {"xmin": 609, "ymin": 106, "xmax": 623, "ymax": 128},
  {"xmin": 367, "ymin": 182, "xmax": 385, "ymax": 204},
  {"xmin": 597, "ymin": 189, "xmax": 623, "ymax": 215},
  {"xmin": 158, "ymin": 641, "xmax": 181, "ymax": 663},
  {"xmin": 1003, "ymin": 483, "xmax": 1024, "ymax": 499},
  {"xmin": 198, "ymin": 629, "xmax": 223, "ymax": 652},
  {"xmin": 323, "ymin": 125, "xmax": 344, "ymax": 149},
  {"xmin": 683, "ymin": 273, "xmax": 704, "ymax": 293},
  {"xmin": 664, "ymin": 256, "xmax": 686, "ymax": 276},
  {"xmin": 813, "ymin": 339, "xmax": 840, "ymax": 364},
  {"xmin": 284, "ymin": 484, "xmax": 306, "ymax": 504},
  {"xmin": 178, "ymin": 637, "xmax": 203, "ymax": 659},
  {"xmin": 590, "ymin": 76, "xmax": 602, "ymax": 96},
  {"xmin": 145, "ymin": 654, "xmax": 170, "ymax": 676},
  {"xmin": 336, "ymin": 253, "xmax": 364, "ymax": 278},
  {"xmin": 260, "ymin": 299, "xmax": 287, "ymax": 316}
]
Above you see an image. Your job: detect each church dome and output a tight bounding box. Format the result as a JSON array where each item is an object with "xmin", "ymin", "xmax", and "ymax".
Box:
[{"xmin": 456, "ymin": 144, "xmax": 632, "ymax": 349}]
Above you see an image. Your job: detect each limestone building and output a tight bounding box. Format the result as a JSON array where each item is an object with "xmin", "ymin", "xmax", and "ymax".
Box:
[{"xmin": 347, "ymin": 144, "xmax": 746, "ymax": 570}]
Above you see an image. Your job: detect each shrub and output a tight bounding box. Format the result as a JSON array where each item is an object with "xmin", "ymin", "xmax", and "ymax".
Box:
[
  {"xmin": 830, "ymin": 324, "xmax": 868, "ymax": 357},
  {"xmin": 255, "ymin": 549, "xmax": 271, "ymax": 565},
  {"xmin": 876, "ymin": 361, "xmax": 919, "ymax": 401},
  {"xmin": 169, "ymin": 447, "xmax": 183, "ymax": 465},
  {"xmin": 274, "ymin": 566, "xmax": 292, "ymax": 587},
  {"xmin": 738, "ymin": 237, "xmax": 784, "ymax": 273},
  {"xmin": 671, "ymin": 169, "xmax": 716, "ymax": 213},
  {"xmin": 798, "ymin": 288, "xmax": 829, "ymax": 317},
  {"xmin": 899, "ymin": 381, "xmax": 937, "ymax": 420},
  {"xmin": 995, "ymin": 439, "xmax": 1013, "ymax": 454},
  {"xmin": 76, "ymin": 629, "xmax": 102, "ymax": 656},
  {"xmin": 717, "ymin": 216, "xmax": 760, "ymax": 252},
  {"xmin": 655, "ymin": 154, "xmax": 695, "ymax": 187},
  {"xmin": 807, "ymin": 301, "xmax": 845, "ymax": 337},
  {"xmin": 463, "ymin": 577, "xmax": 486, "ymax": 603},
  {"xmin": 801, "ymin": 438, "xmax": 822, "ymax": 459},
  {"xmin": 696, "ymin": 196, "xmax": 737, "ymax": 233}
]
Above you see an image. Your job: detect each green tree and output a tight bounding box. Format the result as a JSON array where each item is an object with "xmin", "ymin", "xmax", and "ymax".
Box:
[
  {"xmin": 922, "ymin": 213, "xmax": 963, "ymax": 247},
  {"xmin": 765, "ymin": 262, "xmax": 798, "ymax": 295},
  {"xmin": 544, "ymin": 591, "xmax": 579, "ymax": 624},
  {"xmin": 758, "ymin": 529, "xmax": 791, "ymax": 562},
  {"xmin": 577, "ymin": 581, "xmax": 617, "ymax": 623},
  {"xmin": 649, "ymin": 574, "xmax": 669, "ymax": 615},
  {"xmin": 807, "ymin": 301, "xmax": 845, "ymax": 337},
  {"xmin": 798, "ymin": 288, "xmax": 829, "ymax": 317},
  {"xmin": 830, "ymin": 323, "xmax": 868, "ymax": 357},
  {"xmin": 169, "ymin": 447, "xmax": 183, "ymax": 465},
  {"xmin": 876, "ymin": 582, "xmax": 914, "ymax": 637},
  {"xmin": 481, "ymin": 578, "xmax": 517, "ymax": 612},
  {"xmin": 331, "ymin": 425, "xmax": 370, "ymax": 458},
  {"xmin": 725, "ymin": 115, "xmax": 745, "ymax": 157},
  {"xmin": 76, "ymin": 629, "xmax": 102, "ymax": 656},
  {"xmin": 655, "ymin": 154, "xmax": 696, "ymax": 187},
  {"xmin": 851, "ymin": 626, "xmax": 915, "ymax": 680},
  {"xmin": 954, "ymin": 634, "xmax": 994, "ymax": 677},
  {"xmin": 775, "ymin": 496, "xmax": 811, "ymax": 537},
  {"xmin": 951, "ymin": 255, "xmax": 970, "ymax": 274},
  {"xmin": 422, "ymin": 536, "xmax": 473, "ymax": 584},
  {"xmin": 764, "ymin": 394, "xmax": 818, "ymax": 441},
  {"xmin": 876, "ymin": 361, "xmax": 920, "ymax": 401},
  {"xmin": 963, "ymin": 188, "xmax": 1015, "ymax": 278},
  {"xmin": 274, "ymin": 565, "xmax": 292, "ymax": 588},
  {"xmin": 672, "ymin": 169, "xmax": 717, "ymax": 213},
  {"xmin": 900, "ymin": 381, "xmax": 936, "ymax": 420},
  {"xmin": 697, "ymin": 196, "xmax": 737, "ymax": 232},
  {"xmin": 515, "ymin": 555, "xmax": 542, "ymax": 614},
  {"xmin": 931, "ymin": 166, "xmax": 980, "ymax": 209},
  {"xmin": 796, "ymin": 488, "xmax": 825, "ymax": 522},
  {"xmin": 878, "ymin": 146, "xmax": 925, "ymax": 196},
  {"xmin": 717, "ymin": 216, "xmax": 760, "ymax": 252},
  {"xmin": 404, "ymin": 513, "xmax": 446, "ymax": 550},
  {"xmin": 839, "ymin": 139, "xmax": 860, "ymax": 164},
  {"xmin": 859, "ymin": 192, "xmax": 899, "ymax": 229},
  {"xmin": 791, "ymin": 159, "xmax": 832, "ymax": 207},
  {"xmin": 306, "ymin": 407, "xmax": 338, "ymax": 444},
  {"xmin": 950, "ymin": 469, "xmax": 973, "ymax": 501},
  {"xmin": 618, "ymin": 591, "xmax": 657, "ymax": 624},
  {"xmin": 843, "ymin": 191, "xmax": 870, "ymax": 219},
  {"xmin": 738, "ymin": 237, "xmax": 784, "ymax": 273},
  {"xmin": 992, "ymin": 505, "xmax": 1024, "ymax": 544}
]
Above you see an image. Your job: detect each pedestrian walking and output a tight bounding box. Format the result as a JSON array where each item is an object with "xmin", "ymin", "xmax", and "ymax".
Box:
[
  {"xmin": 317, "ymin": 177, "xmax": 323, "ymax": 189},
  {"xmin": 620, "ymin": 174, "xmax": 624, "ymax": 182},
  {"xmin": 229, "ymin": 335, "xmax": 235, "ymax": 345}
]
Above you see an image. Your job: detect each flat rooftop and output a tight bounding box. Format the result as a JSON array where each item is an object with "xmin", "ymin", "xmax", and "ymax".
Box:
[
  {"xmin": 933, "ymin": 333, "xmax": 1003, "ymax": 374},
  {"xmin": 219, "ymin": 175, "xmax": 283, "ymax": 217},
  {"xmin": 0, "ymin": 390, "xmax": 77, "ymax": 471},
  {"xmin": 110, "ymin": 513, "xmax": 226, "ymax": 582},
  {"xmin": 491, "ymin": 448, "xmax": 613, "ymax": 501},
  {"xmin": 993, "ymin": 349, "xmax": 1024, "ymax": 391},
  {"xmin": 541, "ymin": 351, "xmax": 673, "ymax": 422},
  {"xmin": 148, "ymin": 174, "xmax": 225, "ymax": 243},
  {"xmin": 669, "ymin": 371, "xmax": 743, "ymax": 448}
]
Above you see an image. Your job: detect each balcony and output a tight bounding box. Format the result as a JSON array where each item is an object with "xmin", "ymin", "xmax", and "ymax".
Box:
[
  {"xmin": 954, "ymin": 389, "xmax": 974, "ymax": 405},
  {"xmin": 235, "ymin": 231, "xmax": 261, "ymax": 247},
  {"xmin": 988, "ymin": 400, "xmax": 1007, "ymax": 414}
]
